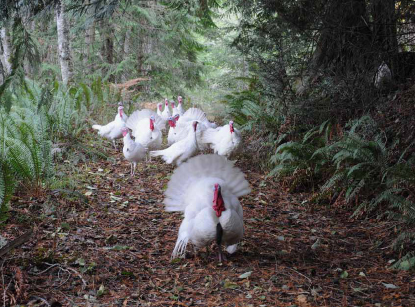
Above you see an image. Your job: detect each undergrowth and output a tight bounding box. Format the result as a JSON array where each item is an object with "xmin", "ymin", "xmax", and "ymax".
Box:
[
  {"xmin": 268, "ymin": 114, "xmax": 415, "ymax": 270},
  {"xmin": 0, "ymin": 77, "xmax": 120, "ymax": 222}
]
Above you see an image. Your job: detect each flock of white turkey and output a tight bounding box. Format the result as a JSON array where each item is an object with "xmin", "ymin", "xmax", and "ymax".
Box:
[{"xmin": 92, "ymin": 97, "xmax": 250, "ymax": 263}]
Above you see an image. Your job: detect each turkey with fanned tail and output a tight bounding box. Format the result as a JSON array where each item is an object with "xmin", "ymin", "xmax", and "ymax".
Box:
[
  {"xmin": 164, "ymin": 154, "xmax": 251, "ymax": 262},
  {"xmin": 173, "ymin": 108, "xmax": 216, "ymax": 149},
  {"xmin": 126, "ymin": 109, "xmax": 164, "ymax": 160}
]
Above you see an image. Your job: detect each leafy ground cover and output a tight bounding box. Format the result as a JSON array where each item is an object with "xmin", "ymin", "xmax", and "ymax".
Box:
[{"xmin": 1, "ymin": 133, "xmax": 414, "ymax": 306}]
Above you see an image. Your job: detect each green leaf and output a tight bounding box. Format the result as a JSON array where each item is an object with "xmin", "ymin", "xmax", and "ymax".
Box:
[
  {"xmin": 76, "ymin": 258, "xmax": 86, "ymax": 266},
  {"xmin": 340, "ymin": 271, "xmax": 348, "ymax": 279},
  {"xmin": 224, "ymin": 280, "xmax": 239, "ymax": 289},
  {"xmin": 97, "ymin": 284, "xmax": 106, "ymax": 297}
]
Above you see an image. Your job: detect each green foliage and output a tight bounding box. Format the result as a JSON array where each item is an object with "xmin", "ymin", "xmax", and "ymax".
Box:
[
  {"xmin": 269, "ymin": 120, "xmax": 332, "ymax": 189},
  {"xmin": 225, "ymin": 77, "xmax": 283, "ymax": 132},
  {"xmin": 0, "ymin": 159, "xmax": 16, "ymax": 222},
  {"xmin": 270, "ymin": 115, "xmax": 415, "ymax": 269},
  {"xmin": 321, "ymin": 117, "xmax": 387, "ymax": 203},
  {"xmin": 0, "ymin": 105, "xmax": 53, "ymax": 186},
  {"xmin": 0, "ymin": 78, "xmax": 106, "ymax": 222}
]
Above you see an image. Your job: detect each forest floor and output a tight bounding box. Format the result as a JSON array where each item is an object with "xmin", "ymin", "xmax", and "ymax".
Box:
[{"xmin": 1, "ymin": 134, "xmax": 415, "ymax": 307}]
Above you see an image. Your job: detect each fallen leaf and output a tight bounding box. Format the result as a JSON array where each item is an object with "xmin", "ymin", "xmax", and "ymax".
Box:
[
  {"xmin": 238, "ymin": 271, "xmax": 252, "ymax": 279},
  {"xmin": 382, "ymin": 283, "xmax": 399, "ymax": 289}
]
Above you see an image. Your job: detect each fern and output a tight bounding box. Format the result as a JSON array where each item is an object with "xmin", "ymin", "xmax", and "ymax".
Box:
[{"xmin": 0, "ymin": 159, "xmax": 16, "ymax": 222}]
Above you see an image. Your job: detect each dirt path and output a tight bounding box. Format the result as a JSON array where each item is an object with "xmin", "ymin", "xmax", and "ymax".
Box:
[{"xmin": 2, "ymin": 142, "xmax": 414, "ymax": 306}]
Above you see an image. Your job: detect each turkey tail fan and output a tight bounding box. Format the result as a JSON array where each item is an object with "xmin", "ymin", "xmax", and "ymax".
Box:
[
  {"xmin": 164, "ymin": 154, "xmax": 251, "ymax": 212},
  {"xmin": 180, "ymin": 108, "xmax": 208, "ymax": 123},
  {"xmin": 126, "ymin": 109, "xmax": 166, "ymax": 132}
]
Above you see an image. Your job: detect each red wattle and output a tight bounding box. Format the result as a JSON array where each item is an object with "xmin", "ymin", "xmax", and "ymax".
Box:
[{"xmin": 213, "ymin": 185, "xmax": 226, "ymax": 217}]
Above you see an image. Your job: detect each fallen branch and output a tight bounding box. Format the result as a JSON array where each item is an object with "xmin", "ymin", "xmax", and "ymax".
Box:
[{"xmin": 0, "ymin": 230, "xmax": 33, "ymax": 259}]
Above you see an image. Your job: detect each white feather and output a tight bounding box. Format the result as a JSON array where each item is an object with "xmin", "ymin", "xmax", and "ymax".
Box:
[
  {"xmin": 201, "ymin": 122, "xmax": 242, "ymax": 157},
  {"xmin": 126, "ymin": 109, "xmax": 165, "ymax": 132},
  {"xmin": 164, "ymin": 154, "xmax": 250, "ymax": 259},
  {"xmin": 156, "ymin": 103, "xmax": 163, "ymax": 117},
  {"xmin": 126, "ymin": 109, "xmax": 163, "ymax": 150},
  {"xmin": 122, "ymin": 131, "xmax": 147, "ymax": 163},
  {"xmin": 92, "ymin": 106, "xmax": 126, "ymax": 141},
  {"xmin": 161, "ymin": 99, "xmax": 171, "ymax": 120},
  {"xmin": 150, "ymin": 121, "xmax": 199, "ymax": 166}
]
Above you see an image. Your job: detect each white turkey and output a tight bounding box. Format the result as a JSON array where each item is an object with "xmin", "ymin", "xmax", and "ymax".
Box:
[
  {"xmin": 177, "ymin": 96, "xmax": 185, "ymax": 116},
  {"xmin": 150, "ymin": 121, "xmax": 199, "ymax": 166},
  {"xmin": 171, "ymin": 101, "xmax": 180, "ymax": 116},
  {"xmin": 126, "ymin": 109, "xmax": 164, "ymax": 160},
  {"xmin": 167, "ymin": 115, "xmax": 180, "ymax": 145},
  {"xmin": 174, "ymin": 108, "xmax": 214, "ymax": 149},
  {"xmin": 201, "ymin": 121, "xmax": 242, "ymax": 158},
  {"xmin": 161, "ymin": 98, "xmax": 171, "ymax": 120},
  {"xmin": 164, "ymin": 154, "xmax": 251, "ymax": 262},
  {"xmin": 156, "ymin": 103, "xmax": 163, "ymax": 117},
  {"xmin": 92, "ymin": 105, "xmax": 127, "ymax": 149},
  {"xmin": 121, "ymin": 127, "xmax": 147, "ymax": 176}
]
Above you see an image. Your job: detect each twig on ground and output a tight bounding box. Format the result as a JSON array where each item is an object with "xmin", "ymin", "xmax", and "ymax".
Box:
[{"xmin": 0, "ymin": 230, "xmax": 33, "ymax": 258}]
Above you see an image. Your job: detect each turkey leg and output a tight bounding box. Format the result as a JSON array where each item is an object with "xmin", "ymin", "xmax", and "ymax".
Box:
[{"xmin": 216, "ymin": 223, "xmax": 226, "ymax": 262}]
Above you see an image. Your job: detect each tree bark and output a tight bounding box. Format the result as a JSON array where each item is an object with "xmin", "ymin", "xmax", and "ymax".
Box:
[
  {"xmin": 56, "ymin": 0, "xmax": 74, "ymax": 86},
  {"xmin": 122, "ymin": 28, "xmax": 132, "ymax": 81},
  {"xmin": 0, "ymin": 26, "xmax": 12, "ymax": 76},
  {"xmin": 138, "ymin": 1, "xmax": 155, "ymax": 92},
  {"xmin": 371, "ymin": 0, "xmax": 399, "ymax": 79},
  {"xmin": 84, "ymin": 0, "xmax": 96, "ymax": 65},
  {"xmin": 371, "ymin": 0, "xmax": 398, "ymax": 55},
  {"xmin": 311, "ymin": 0, "xmax": 373, "ymax": 74}
]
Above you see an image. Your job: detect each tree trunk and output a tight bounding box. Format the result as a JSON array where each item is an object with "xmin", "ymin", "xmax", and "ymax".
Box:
[
  {"xmin": 84, "ymin": 0, "xmax": 96, "ymax": 65},
  {"xmin": 371, "ymin": 0, "xmax": 399, "ymax": 79},
  {"xmin": 138, "ymin": 1, "xmax": 155, "ymax": 93},
  {"xmin": 100, "ymin": 21, "xmax": 114, "ymax": 82},
  {"xmin": 56, "ymin": 0, "xmax": 73, "ymax": 86},
  {"xmin": 372, "ymin": 0, "xmax": 398, "ymax": 55},
  {"xmin": 0, "ymin": 26, "xmax": 12, "ymax": 76},
  {"xmin": 311, "ymin": 0, "xmax": 373, "ymax": 74},
  {"xmin": 0, "ymin": 57, "xmax": 4, "ymax": 84},
  {"xmin": 122, "ymin": 28, "xmax": 132, "ymax": 81}
]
